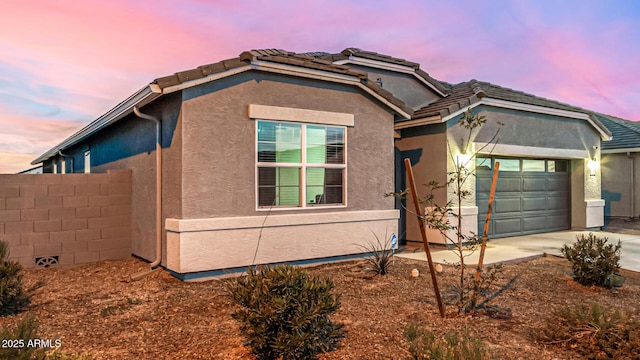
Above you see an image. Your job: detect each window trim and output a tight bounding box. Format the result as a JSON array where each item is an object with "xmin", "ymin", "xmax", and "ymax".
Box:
[{"xmin": 255, "ymin": 120, "xmax": 348, "ymax": 211}]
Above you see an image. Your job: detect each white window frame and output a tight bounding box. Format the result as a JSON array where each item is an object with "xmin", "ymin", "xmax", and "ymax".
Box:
[
  {"xmin": 255, "ymin": 120, "xmax": 347, "ymax": 211},
  {"xmin": 84, "ymin": 150, "xmax": 91, "ymax": 174}
]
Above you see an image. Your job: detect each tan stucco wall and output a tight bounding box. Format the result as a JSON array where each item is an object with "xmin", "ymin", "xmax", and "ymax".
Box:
[
  {"xmin": 180, "ymin": 72, "xmax": 396, "ymax": 218},
  {"xmin": 165, "ymin": 210, "xmax": 397, "ymax": 273},
  {"xmin": 394, "ymin": 129, "xmax": 448, "ymax": 242},
  {"xmin": 602, "ymin": 152, "xmax": 640, "ymax": 218}
]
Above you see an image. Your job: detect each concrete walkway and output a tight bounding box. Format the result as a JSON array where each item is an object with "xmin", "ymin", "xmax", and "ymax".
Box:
[{"xmin": 396, "ymin": 230, "xmax": 640, "ymax": 272}]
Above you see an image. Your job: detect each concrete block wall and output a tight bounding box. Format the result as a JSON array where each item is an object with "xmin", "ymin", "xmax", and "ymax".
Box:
[{"xmin": 0, "ymin": 170, "xmax": 132, "ymax": 268}]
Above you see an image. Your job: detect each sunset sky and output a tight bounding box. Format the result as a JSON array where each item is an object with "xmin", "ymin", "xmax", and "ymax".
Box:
[{"xmin": 1, "ymin": 0, "xmax": 639, "ymax": 173}]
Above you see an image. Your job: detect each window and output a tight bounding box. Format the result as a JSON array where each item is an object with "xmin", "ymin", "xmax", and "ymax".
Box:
[
  {"xmin": 522, "ymin": 159, "xmax": 545, "ymax": 172},
  {"xmin": 257, "ymin": 120, "xmax": 345, "ymax": 208},
  {"xmin": 476, "ymin": 157, "xmax": 492, "ymax": 171},
  {"xmin": 84, "ymin": 150, "xmax": 90, "ymax": 174},
  {"xmin": 548, "ymin": 160, "xmax": 568, "ymax": 173},
  {"xmin": 496, "ymin": 158, "xmax": 520, "ymax": 172}
]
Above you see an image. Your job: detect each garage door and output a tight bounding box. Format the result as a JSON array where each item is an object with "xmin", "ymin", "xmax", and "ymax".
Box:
[{"xmin": 476, "ymin": 157, "xmax": 570, "ymax": 238}]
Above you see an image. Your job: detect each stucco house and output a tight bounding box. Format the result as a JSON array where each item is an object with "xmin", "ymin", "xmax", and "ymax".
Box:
[
  {"xmin": 32, "ymin": 48, "xmax": 617, "ymax": 278},
  {"xmin": 597, "ymin": 114, "xmax": 640, "ymax": 220},
  {"xmin": 317, "ymin": 49, "xmax": 611, "ymax": 243},
  {"xmin": 32, "ymin": 50, "xmax": 411, "ymax": 279}
]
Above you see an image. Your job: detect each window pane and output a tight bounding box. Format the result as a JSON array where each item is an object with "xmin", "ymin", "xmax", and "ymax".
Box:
[
  {"xmin": 307, "ymin": 125, "xmax": 344, "ymax": 164},
  {"xmin": 258, "ymin": 167, "xmax": 300, "ymax": 206},
  {"xmin": 548, "ymin": 160, "xmax": 568, "ymax": 173},
  {"xmin": 496, "ymin": 158, "xmax": 520, "ymax": 172},
  {"xmin": 257, "ymin": 121, "xmax": 301, "ymax": 163},
  {"xmin": 522, "ymin": 160, "xmax": 545, "ymax": 172},
  {"xmin": 306, "ymin": 168, "xmax": 343, "ymax": 205},
  {"xmin": 476, "ymin": 157, "xmax": 492, "ymax": 171}
]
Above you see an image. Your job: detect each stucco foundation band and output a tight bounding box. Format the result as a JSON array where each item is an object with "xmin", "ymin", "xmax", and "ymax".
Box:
[{"xmin": 165, "ymin": 210, "xmax": 398, "ymax": 274}]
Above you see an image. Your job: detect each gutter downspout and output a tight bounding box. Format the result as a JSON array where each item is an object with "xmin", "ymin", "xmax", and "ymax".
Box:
[
  {"xmin": 628, "ymin": 152, "xmax": 635, "ymax": 219},
  {"xmin": 58, "ymin": 150, "xmax": 72, "ymax": 173},
  {"xmin": 131, "ymin": 106, "xmax": 162, "ymax": 280}
]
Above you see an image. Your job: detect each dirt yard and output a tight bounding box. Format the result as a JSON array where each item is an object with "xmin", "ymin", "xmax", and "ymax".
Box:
[{"xmin": 1, "ymin": 251, "xmax": 639, "ymax": 359}]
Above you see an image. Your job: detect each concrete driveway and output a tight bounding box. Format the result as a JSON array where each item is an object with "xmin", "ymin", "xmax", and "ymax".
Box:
[{"xmin": 396, "ymin": 230, "xmax": 640, "ymax": 272}]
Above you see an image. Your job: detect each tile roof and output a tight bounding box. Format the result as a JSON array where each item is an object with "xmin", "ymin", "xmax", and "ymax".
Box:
[
  {"xmin": 151, "ymin": 49, "xmax": 412, "ymax": 115},
  {"xmin": 317, "ymin": 48, "xmax": 450, "ymax": 96},
  {"xmin": 595, "ymin": 113, "xmax": 640, "ymax": 150},
  {"xmin": 33, "ymin": 48, "xmax": 414, "ymax": 164},
  {"xmin": 412, "ymin": 80, "xmax": 592, "ymax": 119}
]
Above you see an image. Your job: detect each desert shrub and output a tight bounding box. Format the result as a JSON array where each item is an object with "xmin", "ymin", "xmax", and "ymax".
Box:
[
  {"xmin": 535, "ymin": 302, "xmax": 640, "ymax": 359},
  {"xmin": 359, "ymin": 233, "xmax": 395, "ymax": 275},
  {"xmin": 228, "ymin": 265, "xmax": 344, "ymax": 360},
  {"xmin": 0, "ymin": 312, "xmax": 40, "ymax": 360},
  {"xmin": 561, "ymin": 233, "xmax": 622, "ymax": 287},
  {"xmin": 0, "ymin": 313, "xmax": 91, "ymax": 360},
  {"xmin": 0, "ymin": 240, "xmax": 42, "ymax": 316},
  {"xmin": 404, "ymin": 322, "xmax": 493, "ymax": 360}
]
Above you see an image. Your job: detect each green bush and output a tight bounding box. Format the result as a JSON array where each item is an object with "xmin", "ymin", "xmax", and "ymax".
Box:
[
  {"xmin": 0, "ymin": 241, "xmax": 41, "ymax": 316},
  {"xmin": 404, "ymin": 323, "xmax": 493, "ymax": 360},
  {"xmin": 561, "ymin": 233, "xmax": 622, "ymax": 287},
  {"xmin": 228, "ymin": 265, "xmax": 344, "ymax": 360},
  {"xmin": 535, "ymin": 302, "xmax": 640, "ymax": 359}
]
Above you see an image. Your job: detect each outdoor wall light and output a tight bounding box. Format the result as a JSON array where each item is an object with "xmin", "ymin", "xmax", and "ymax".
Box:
[
  {"xmin": 455, "ymin": 152, "xmax": 472, "ymax": 168},
  {"xmin": 587, "ymin": 158, "xmax": 599, "ymax": 176}
]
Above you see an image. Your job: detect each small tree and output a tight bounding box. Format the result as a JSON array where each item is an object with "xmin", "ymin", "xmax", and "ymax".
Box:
[{"xmin": 393, "ymin": 109, "xmax": 515, "ymax": 315}]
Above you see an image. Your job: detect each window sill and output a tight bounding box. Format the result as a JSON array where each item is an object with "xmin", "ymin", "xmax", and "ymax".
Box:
[{"xmin": 256, "ymin": 204, "xmax": 347, "ymax": 212}]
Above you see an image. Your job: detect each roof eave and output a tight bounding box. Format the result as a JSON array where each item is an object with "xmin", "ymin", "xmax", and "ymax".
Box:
[{"xmin": 31, "ymin": 84, "xmax": 162, "ymax": 165}]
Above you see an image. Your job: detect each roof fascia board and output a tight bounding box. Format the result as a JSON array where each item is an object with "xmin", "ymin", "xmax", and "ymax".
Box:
[
  {"xmin": 394, "ymin": 116, "xmax": 441, "ymax": 130},
  {"xmin": 32, "ymin": 85, "xmax": 161, "ymax": 164},
  {"xmin": 334, "ymin": 56, "xmax": 448, "ymax": 97},
  {"xmin": 439, "ymin": 98, "xmax": 612, "ymax": 141},
  {"xmin": 602, "ymin": 147, "xmax": 640, "ymax": 154},
  {"xmin": 251, "ymin": 60, "xmax": 411, "ymax": 119},
  {"xmin": 161, "ymin": 65, "xmax": 252, "ymax": 94}
]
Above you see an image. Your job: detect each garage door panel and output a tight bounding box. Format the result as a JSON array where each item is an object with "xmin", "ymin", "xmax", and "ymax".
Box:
[
  {"xmin": 494, "ymin": 218, "xmax": 522, "ymax": 234},
  {"xmin": 523, "ymin": 216, "xmax": 546, "ymax": 231},
  {"xmin": 523, "ymin": 197, "xmax": 546, "ymax": 211},
  {"xmin": 496, "ymin": 178, "xmax": 522, "ymax": 192},
  {"xmin": 523, "ymin": 178, "xmax": 546, "ymax": 191},
  {"xmin": 547, "ymin": 196, "xmax": 569, "ymax": 210},
  {"xmin": 495, "ymin": 198, "xmax": 521, "ymax": 213},
  {"xmin": 548, "ymin": 177, "xmax": 568, "ymax": 191},
  {"xmin": 546, "ymin": 214, "xmax": 570, "ymax": 228}
]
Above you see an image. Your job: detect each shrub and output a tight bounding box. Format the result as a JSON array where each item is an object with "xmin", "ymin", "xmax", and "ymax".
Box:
[
  {"xmin": 0, "ymin": 313, "xmax": 92, "ymax": 360},
  {"xmin": 535, "ymin": 302, "xmax": 640, "ymax": 359},
  {"xmin": 0, "ymin": 240, "xmax": 42, "ymax": 316},
  {"xmin": 359, "ymin": 233, "xmax": 395, "ymax": 275},
  {"xmin": 404, "ymin": 322, "xmax": 493, "ymax": 360},
  {"xmin": 561, "ymin": 233, "xmax": 622, "ymax": 287},
  {"xmin": 228, "ymin": 265, "xmax": 344, "ymax": 360},
  {"xmin": 0, "ymin": 312, "xmax": 40, "ymax": 360}
]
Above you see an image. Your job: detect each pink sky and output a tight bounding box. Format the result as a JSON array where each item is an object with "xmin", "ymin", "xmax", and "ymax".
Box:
[{"xmin": 0, "ymin": 0, "xmax": 638, "ymax": 173}]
